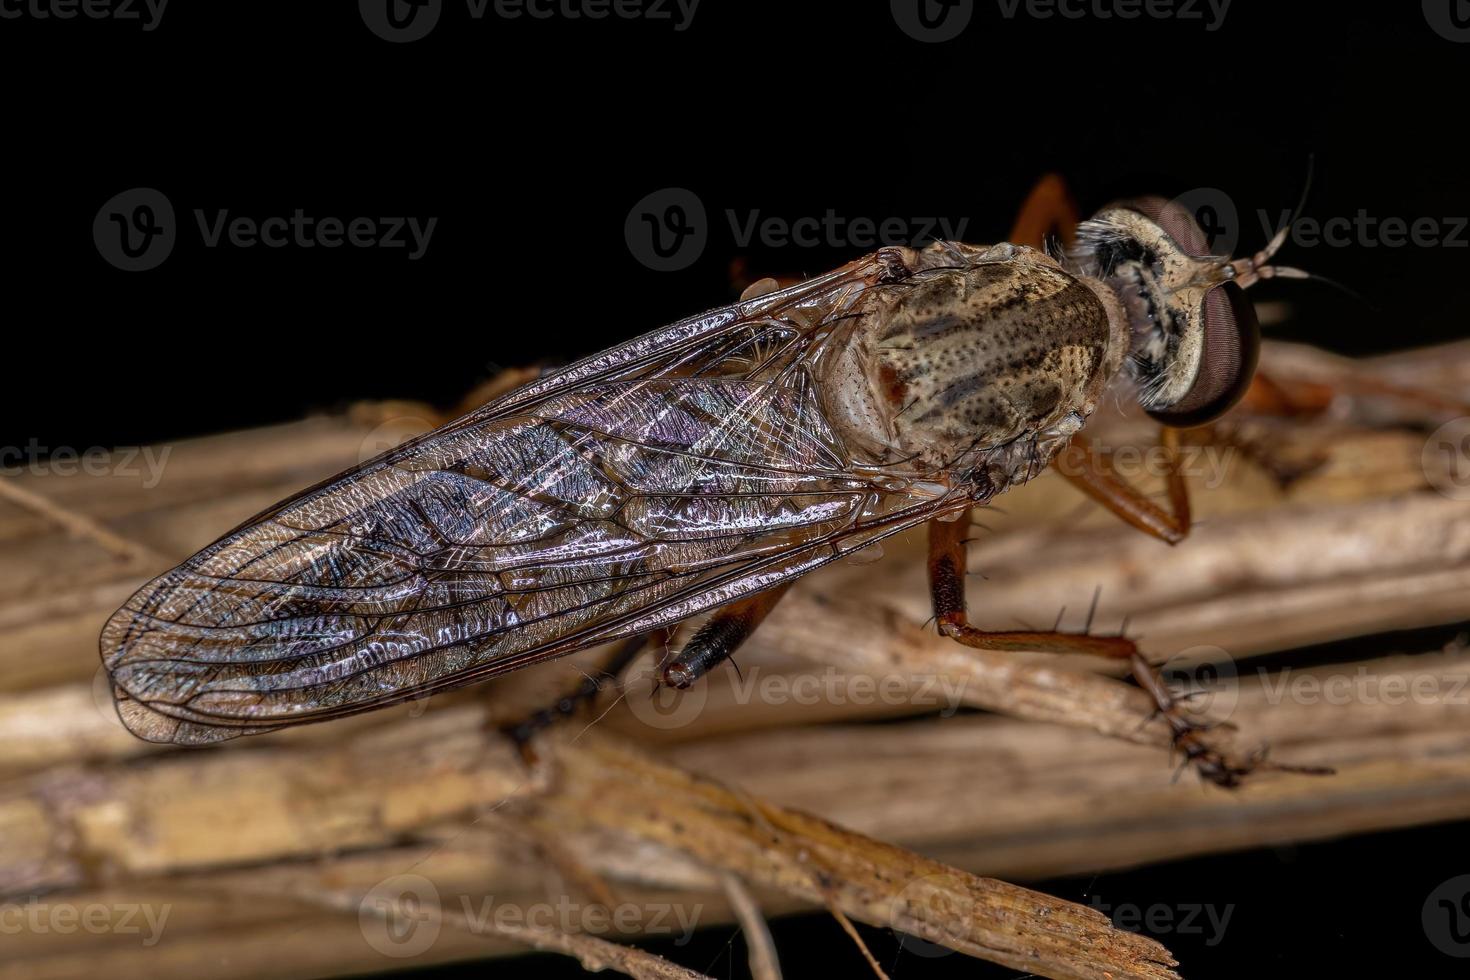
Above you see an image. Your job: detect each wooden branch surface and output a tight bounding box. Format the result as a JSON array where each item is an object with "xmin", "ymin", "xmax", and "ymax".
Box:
[{"xmin": 2, "ymin": 340, "xmax": 1468, "ymax": 979}]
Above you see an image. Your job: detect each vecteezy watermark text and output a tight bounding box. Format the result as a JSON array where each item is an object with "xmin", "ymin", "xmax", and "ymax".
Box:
[
  {"xmin": 94, "ymin": 188, "xmax": 437, "ymax": 271},
  {"xmin": 1256, "ymin": 208, "xmax": 1468, "ymax": 249},
  {"xmin": 359, "ymin": 0, "xmax": 699, "ymax": 42},
  {"xmin": 469, "ymin": 0, "xmax": 698, "ymax": 28},
  {"xmin": 1257, "ymin": 666, "xmax": 1469, "ymax": 708},
  {"xmin": 2, "ymin": 440, "xmax": 171, "ymax": 488},
  {"xmin": 625, "ymin": 187, "xmax": 971, "ymax": 271},
  {"xmin": 1154, "ymin": 190, "xmax": 1469, "ymax": 263},
  {"xmin": 725, "ymin": 666, "xmax": 968, "ymax": 715},
  {"xmin": 358, "ymin": 875, "xmax": 702, "ymax": 958},
  {"xmin": 1, "ymin": 900, "xmax": 171, "ymax": 946},
  {"xmin": 0, "ymin": 0, "xmax": 168, "ymax": 30},
  {"xmin": 1053, "ymin": 438, "xmax": 1237, "ymax": 490},
  {"xmin": 1151, "ymin": 642, "xmax": 1470, "ymax": 727},
  {"xmin": 995, "ymin": 0, "xmax": 1231, "ymax": 30},
  {"xmin": 622, "ymin": 663, "xmax": 970, "ymax": 730},
  {"xmin": 1088, "ymin": 896, "xmax": 1234, "ymax": 947},
  {"xmin": 728, "ymin": 210, "xmax": 971, "ymax": 251},
  {"xmin": 194, "ymin": 209, "xmax": 437, "ymax": 259},
  {"xmin": 890, "ymin": 0, "xmax": 1229, "ymax": 42}
]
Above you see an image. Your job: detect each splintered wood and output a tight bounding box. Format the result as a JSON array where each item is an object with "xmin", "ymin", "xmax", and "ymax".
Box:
[{"xmin": 2, "ymin": 340, "xmax": 1468, "ymax": 980}]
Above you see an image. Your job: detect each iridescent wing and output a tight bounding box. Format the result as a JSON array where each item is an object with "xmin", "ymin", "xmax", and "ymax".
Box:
[{"xmin": 101, "ymin": 251, "xmax": 974, "ymax": 744}]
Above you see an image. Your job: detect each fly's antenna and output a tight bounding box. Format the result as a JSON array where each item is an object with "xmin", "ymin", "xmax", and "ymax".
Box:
[
  {"xmin": 1226, "ymin": 154, "xmax": 1314, "ymax": 289},
  {"xmin": 1222, "ymin": 157, "xmax": 1373, "ymax": 307}
]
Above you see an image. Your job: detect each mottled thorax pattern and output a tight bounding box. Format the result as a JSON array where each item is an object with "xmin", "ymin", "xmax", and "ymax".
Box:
[
  {"xmin": 818, "ymin": 244, "xmax": 1118, "ymax": 491},
  {"xmin": 877, "ymin": 260, "xmax": 1105, "ymax": 439}
]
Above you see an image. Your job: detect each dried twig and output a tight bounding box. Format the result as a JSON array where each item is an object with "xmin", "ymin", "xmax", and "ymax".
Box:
[
  {"xmin": 3, "ymin": 339, "xmax": 1468, "ymax": 979},
  {"xmin": 719, "ymin": 871, "xmax": 783, "ymax": 980},
  {"xmin": 296, "ymin": 883, "xmax": 713, "ymax": 980}
]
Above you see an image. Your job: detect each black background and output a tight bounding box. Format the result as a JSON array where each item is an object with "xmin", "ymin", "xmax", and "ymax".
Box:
[{"xmin": 4, "ymin": 1, "xmax": 1469, "ymax": 977}]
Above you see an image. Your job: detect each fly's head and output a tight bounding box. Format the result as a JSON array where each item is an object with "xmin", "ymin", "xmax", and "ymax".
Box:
[{"xmin": 1072, "ymin": 197, "xmax": 1275, "ymax": 428}]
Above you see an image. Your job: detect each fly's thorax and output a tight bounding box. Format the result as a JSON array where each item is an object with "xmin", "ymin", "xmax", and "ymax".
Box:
[{"xmin": 816, "ymin": 243, "xmax": 1126, "ymax": 477}]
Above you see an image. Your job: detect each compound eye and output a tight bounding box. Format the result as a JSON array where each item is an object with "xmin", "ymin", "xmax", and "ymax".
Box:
[
  {"xmin": 1145, "ymin": 281, "xmax": 1261, "ymax": 427},
  {"xmin": 1115, "ymin": 195, "xmax": 1212, "ymax": 256}
]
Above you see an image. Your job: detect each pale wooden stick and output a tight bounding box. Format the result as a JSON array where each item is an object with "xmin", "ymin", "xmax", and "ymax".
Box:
[
  {"xmin": 296, "ymin": 884, "xmax": 714, "ymax": 980},
  {"xmin": 0, "ymin": 476, "xmax": 163, "ymax": 567},
  {"xmin": 719, "ymin": 872, "xmax": 783, "ymax": 980},
  {"xmin": 5, "ymin": 340, "xmax": 1470, "ymax": 980}
]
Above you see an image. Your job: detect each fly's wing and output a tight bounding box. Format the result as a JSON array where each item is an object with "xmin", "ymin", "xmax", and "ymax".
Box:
[{"xmin": 100, "ymin": 251, "xmax": 970, "ymax": 744}]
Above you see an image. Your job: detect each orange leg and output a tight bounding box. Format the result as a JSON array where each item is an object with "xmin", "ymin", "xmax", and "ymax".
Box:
[
  {"xmin": 1224, "ymin": 368, "xmax": 1470, "ymax": 489},
  {"xmin": 1239, "ymin": 371, "xmax": 1337, "ymax": 417},
  {"xmin": 928, "ymin": 512, "xmax": 1251, "ymax": 786},
  {"xmin": 928, "ymin": 495, "xmax": 1254, "ymax": 787},
  {"xmin": 940, "ymin": 438, "xmax": 1331, "ymax": 784},
  {"xmin": 1052, "ymin": 427, "xmax": 1191, "ymax": 545},
  {"xmin": 1008, "ymin": 173, "xmax": 1080, "ymax": 251},
  {"xmin": 1242, "ymin": 367, "xmax": 1469, "ymax": 420},
  {"xmin": 929, "ymin": 512, "xmax": 1135, "ymax": 658}
]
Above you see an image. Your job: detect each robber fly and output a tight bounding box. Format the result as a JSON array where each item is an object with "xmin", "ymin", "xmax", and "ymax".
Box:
[{"xmin": 100, "ymin": 195, "xmax": 1308, "ymax": 784}]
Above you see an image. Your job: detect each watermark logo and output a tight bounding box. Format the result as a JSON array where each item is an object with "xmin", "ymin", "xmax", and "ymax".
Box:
[
  {"xmin": 0, "ymin": 0, "xmax": 169, "ymax": 30},
  {"xmin": 1423, "ymin": 0, "xmax": 1470, "ymax": 42},
  {"xmin": 1088, "ymin": 895, "xmax": 1234, "ymax": 947},
  {"xmin": 1169, "ymin": 187, "xmax": 1241, "ymax": 257},
  {"xmin": 1158, "ymin": 645, "xmax": 1239, "ymax": 723},
  {"xmin": 622, "ymin": 660, "xmax": 711, "ymax": 730},
  {"xmin": 360, "ymin": 0, "xmax": 443, "ymax": 42},
  {"xmin": 1423, "ymin": 418, "xmax": 1470, "ymax": 500},
  {"xmin": 360, "ymin": 874, "xmax": 442, "ymax": 958},
  {"xmin": 94, "ymin": 187, "xmax": 176, "ymax": 272},
  {"xmin": 357, "ymin": 414, "xmax": 438, "ymax": 465},
  {"xmin": 625, "ymin": 187, "xmax": 707, "ymax": 272},
  {"xmin": 1423, "ymin": 875, "xmax": 1470, "ymax": 957},
  {"xmin": 887, "ymin": 872, "xmax": 976, "ymax": 957},
  {"xmin": 891, "ymin": 0, "xmax": 974, "ymax": 42}
]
